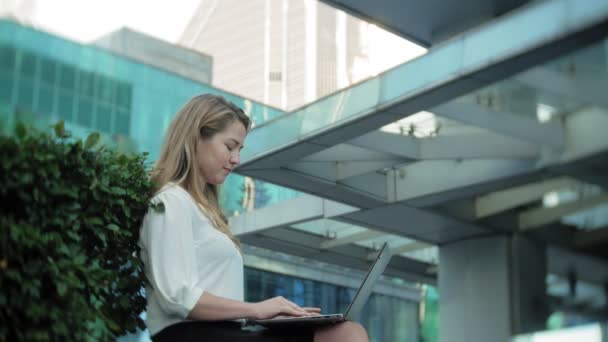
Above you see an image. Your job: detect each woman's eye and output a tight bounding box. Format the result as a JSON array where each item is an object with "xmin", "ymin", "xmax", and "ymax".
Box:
[{"xmin": 226, "ymin": 145, "xmax": 234, "ymax": 151}]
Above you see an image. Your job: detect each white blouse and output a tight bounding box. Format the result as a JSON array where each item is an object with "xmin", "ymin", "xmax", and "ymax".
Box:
[{"xmin": 138, "ymin": 183, "xmax": 244, "ymax": 336}]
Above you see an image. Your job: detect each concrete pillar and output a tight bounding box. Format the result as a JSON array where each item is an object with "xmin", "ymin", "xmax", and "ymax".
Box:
[{"xmin": 439, "ymin": 235, "xmax": 547, "ymax": 342}]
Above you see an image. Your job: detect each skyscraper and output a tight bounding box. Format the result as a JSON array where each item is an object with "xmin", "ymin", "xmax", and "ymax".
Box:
[{"xmin": 180, "ymin": 0, "xmax": 419, "ymax": 110}]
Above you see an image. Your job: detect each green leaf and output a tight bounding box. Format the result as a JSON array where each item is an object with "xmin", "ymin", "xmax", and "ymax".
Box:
[
  {"xmin": 15, "ymin": 121, "xmax": 27, "ymax": 138},
  {"xmin": 84, "ymin": 132, "xmax": 100, "ymax": 149},
  {"xmin": 110, "ymin": 186, "xmax": 126, "ymax": 195},
  {"xmin": 57, "ymin": 282, "xmax": 67, "ymax": 296},
  {"xmin": 150, "ymin": 201, "xmax": 165, "ymax": 213},
  {"xmin": 74, "ymin": 254, "xmax": 86, "ymax": 265},
  {"xmin": 105, "ymin": 317, "xmax": 120, "ymax": 332},
  {"xmin": 88, "ymin": 217, "xmax": 103, "ymax": 226},
  {"xmin": 107, "ymin": 224, "xmax": 120, "ymax": 232},
  {"xmin": 54, "ymin": 121, "xmax": 65, "ymax": 138}
]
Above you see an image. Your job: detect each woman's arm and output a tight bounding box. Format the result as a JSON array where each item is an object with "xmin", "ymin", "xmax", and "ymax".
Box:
[{"xmin": 188, "ymin": 292, "xmax": 321, "ymax": 321}]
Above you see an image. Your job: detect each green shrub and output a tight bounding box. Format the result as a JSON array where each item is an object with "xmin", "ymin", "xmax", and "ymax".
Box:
[{"xmin": 0, "ymin": 122, "xmax": 153, "ymax": 341}]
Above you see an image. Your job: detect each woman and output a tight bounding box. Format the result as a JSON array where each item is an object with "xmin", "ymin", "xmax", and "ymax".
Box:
[{"xmin": 139, "ymin": 94, "xmax": 368, "ymax": 342}]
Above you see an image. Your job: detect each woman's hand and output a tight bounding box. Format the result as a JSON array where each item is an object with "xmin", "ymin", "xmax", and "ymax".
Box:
[{"xmin": 251, "ymin": 296, "xmax": 321, "ymax": 320}]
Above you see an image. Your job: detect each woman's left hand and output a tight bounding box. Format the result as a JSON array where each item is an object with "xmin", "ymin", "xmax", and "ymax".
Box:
[{"xmin": 251, "ymin": 296, "xmax": 321, "ymax": 319}]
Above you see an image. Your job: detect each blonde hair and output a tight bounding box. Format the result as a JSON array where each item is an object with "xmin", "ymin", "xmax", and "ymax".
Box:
[{"xmin": 151, "ymin": 94, "xmax": 251, "ymax": 248}]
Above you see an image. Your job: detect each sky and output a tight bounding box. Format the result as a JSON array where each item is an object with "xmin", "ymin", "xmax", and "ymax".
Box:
[{"xmin": 31, "ymin": 0, "xmax": 201, "ymax": 43}]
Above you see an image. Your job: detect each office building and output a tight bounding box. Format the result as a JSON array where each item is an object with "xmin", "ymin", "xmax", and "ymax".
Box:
[{"xmin": 180, "ymin": 0, "xmax": 422, "ymax": 110}]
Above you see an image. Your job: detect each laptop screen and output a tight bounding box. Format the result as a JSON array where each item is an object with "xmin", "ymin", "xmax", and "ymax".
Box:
[{"xmin": 344, "ymin": 242, "xmax": 392, "ymax": 320}]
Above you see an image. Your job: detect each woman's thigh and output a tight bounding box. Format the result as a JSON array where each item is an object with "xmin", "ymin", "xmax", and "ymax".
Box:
[{"xmin": 152, "ymin": 321, "xmax": 314, "ymax": 342}]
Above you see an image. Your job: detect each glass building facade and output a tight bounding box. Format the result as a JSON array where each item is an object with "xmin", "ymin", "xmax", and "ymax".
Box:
[
  {"xmin": 245, "ymin": 267, "xmax": 420, "ymax": 342},
  {"xmin": 0, "ymin": 19, "xmax": 301, "ymax": 217},
  {"xmin": 0, "ymin": 19, "xmax": 424, "ymax": 341}
]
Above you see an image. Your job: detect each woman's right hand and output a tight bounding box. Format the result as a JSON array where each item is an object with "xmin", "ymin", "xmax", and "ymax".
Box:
[{"xmin": 251, "ymin": 296, "xmax": 321, "ymax": 320}]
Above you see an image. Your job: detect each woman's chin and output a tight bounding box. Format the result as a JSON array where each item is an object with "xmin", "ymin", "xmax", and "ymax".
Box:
[{"xmin": 210, "ymin": 176, "xmax": 227, "ymax": 185}]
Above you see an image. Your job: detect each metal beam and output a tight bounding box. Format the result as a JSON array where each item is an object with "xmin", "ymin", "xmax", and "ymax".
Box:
[
  {"xmin": 419, "ymin": 131, "xmax": 539, "ymax": 159},
  {"xmin": 229, "ymin": 194, "xmax": 358, "ymax": 236},
  {"xmin": 319, "ymin": 0, "xmax": 531, "ymax": 47},
  {"xmin": 519, "ymin": 193, "xmax": 608, "ymax": 231},
  {"xmin": 287, "ymin": 159, "xmax": 402, "ymax": 182},
  {"xmin": 367, "ymin": 241, "xmax": 435, "ymax": 261},
  {"xmin": 475, "ymin": 177, "xmax": 578, "ymax": 219},
  {"xmin": 516, "ymin": 66, "xmax": 608, "ymax": 109},
  {"xmin": 241, "ymin": 168, "xmax": 387, "ymax": 209},
  {"xmin": 347, "ymin": 130, "xmax": 420, "ymax": 159},
  {"xmin": 432, "ymin": 101, "xmax": 564, "ymax": 148},
  {"xmin": 573, "ymin": 226, "xmax": 608, "ymax": 248},
  {"xmin": 349, "ymin": 129, "xmax": 539, "ymax": 160},
  {"xmin": 340, "ymin": 204, "xmax": 486, "ymax": 244},
  {"xmin": 393, "ymin": 241, "xmax": 434, "ymax": 255},
  {"xmin": 392, "ymin": 159, "xmax": 534, "ymax": 204},
  {"xmin": 242, "ymin": 227, "xmax": 437, "ymax": 284},
  {"xmin": 299, "ymin": 142, "xmax": 407, "ymax": 162},
  {"xmin": 548, "ymin": 245, "xmax": 608, "ymax": 286},
  {"xmin": 320, "ymin": 230, "xmax": 385, "ymax": 249}
]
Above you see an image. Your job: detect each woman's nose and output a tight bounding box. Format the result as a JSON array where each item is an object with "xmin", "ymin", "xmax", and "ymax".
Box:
[{"xmin": 230, "ymin": 151, "xmax": 240, "ymax": 165}]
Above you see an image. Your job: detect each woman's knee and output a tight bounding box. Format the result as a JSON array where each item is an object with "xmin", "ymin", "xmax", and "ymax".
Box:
[{"xmin": 315, "ymin": 321, "xmax": 368, "ymax": 342}]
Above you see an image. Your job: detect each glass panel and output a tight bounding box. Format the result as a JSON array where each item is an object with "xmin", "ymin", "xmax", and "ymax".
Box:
[
  {"xmin": 19, "ymin": 51, "xmax": 36, "ymax": 79},
  {"xmin": 95, "ymin": 75, "xmax": 115, "ymax": 103},
  {"xmin": 39, "ymin": 56, "xmax": 56, "ymax": 85},
  {"xmin": 58, "ymin": 63, "xmax": 76, "ymax": 90},
  {"xmin": 244, "ymin": 266, "xmax": 419, "ymax": 341},
  {"xmin": 36, "ymin": 84, "xmax": 55, "ymax": 114},
  {"xmin": 454, "ymin": 37, "xmax": 608, "ymax": 123},
  {"xmin": 57, "ymin": 91, "xmax": 74, "ymax": 122},
  {"xmin": 78, "ymin": 70, "xmax": 94, "ymax": 97},
  {"xmin": 16, "ymin": 78, "xmax": 34, "ymax": 110},
  {"xmin": 115, "ymin": 82, "xmax": 132, "ymax": 109},
  {"xmin": 340, "ymin": 77, "xmax": 382, "ymax": 120},
  {"xmin": 114, "ymin": 110, "xmax": 130, "ymax": 135},
  {"xmin": 0, "ymin": 45, "xmax": 16, "ymax": 72},
  {"xmin": 299, "ymin": 94, "xmax": 342, "ymax": 136},
  {"xmin": 95, "ymin": 103, "xmax": 112, "ymax": 133},
  {"xmin": 241, "ymin": 111, "xmax": 303, "ymax": 160},
  {"xmin": 0, "ymin": 74, "xmax": 13, "ymax": 103},
  {"xmin": 381, "ymin": 41, "xmax": 463, "ymax": 104},
  {"xmin": 76, "ymin": 97, "xmax": 94, "ymax": 128}
]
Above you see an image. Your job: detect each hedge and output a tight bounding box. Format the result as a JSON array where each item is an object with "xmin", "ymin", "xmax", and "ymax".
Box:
[{"xmin": 0, "ymin": 122, "xmax": 153, "ymax": 341}]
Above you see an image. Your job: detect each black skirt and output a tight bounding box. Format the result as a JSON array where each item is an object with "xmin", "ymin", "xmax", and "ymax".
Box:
[{"xmin": 151, "ymin": 321, "xmax": 315, "ymax": 342}]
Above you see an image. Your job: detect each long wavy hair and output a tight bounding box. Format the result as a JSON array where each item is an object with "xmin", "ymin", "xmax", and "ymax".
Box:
[{"xmin": 150, "ymin": 94, "xmax": 251, "ymax": 248}]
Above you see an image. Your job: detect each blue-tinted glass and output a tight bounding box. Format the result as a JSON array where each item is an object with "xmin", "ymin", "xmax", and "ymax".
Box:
[
  {"xmin": 78, "ymin": 70, "xmax": 94, "ymax": 97},
  {"xmin": 96, "ymin": 104, "xmax": 112, "ymax": 133},
  {"xmin": 19, "ymin": 51, "xmax": 36, "ymax": 79},
  {"xmin": 57, "ymin": 91, "xmax": 73, "ymax": 121},
  {"xmin": 37, "ymin": 84, "xmax": 55, "ymax": 114},
  {"xmin": 96, "ymin": 75, "xmax": 114, "ymax": 103},
  {"xmin": 0, "ymin": 45, "xmax": 16, "ymax": 72},
  {"xmin": 39, "ymin": 57, "xmax": 56, "ymax": 85},
  {"xmin": 0, "ymin": 74, "xmax": 13, "ymax": 103},
  {"xmin": 76, "ymin": 97, "xmax": 94, "ymax": 127},
  {"xmin": 115, "ymin": 82, "xmax": 132, "ymax": 109},
  {"xmin": 16, "ymin": 78, "xmax": 34, "ymax": 109},
  {"xmin": 0, "ymin": 19, "xmax": 290, "ymax": 214},
  {"xmin": 114, "ymin": 109, "xmax": 130, "ymax": 135},
  {"xmin": 58, "ymin": 63, "xmax": 76, "ymax": 90}
]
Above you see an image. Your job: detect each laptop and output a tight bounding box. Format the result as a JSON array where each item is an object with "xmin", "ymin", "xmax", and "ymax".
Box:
[{"xmin": 252, "ymin": 242, "xmax": 392, "ymax": 327}]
